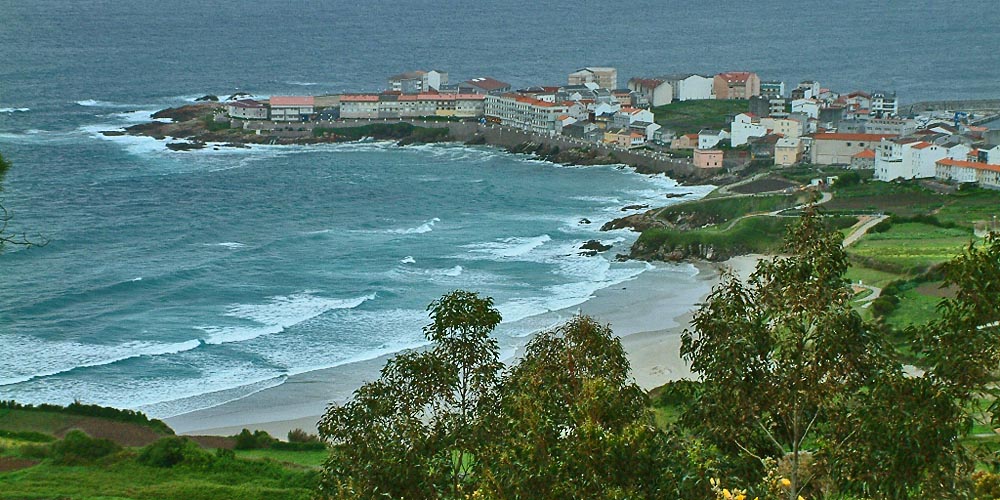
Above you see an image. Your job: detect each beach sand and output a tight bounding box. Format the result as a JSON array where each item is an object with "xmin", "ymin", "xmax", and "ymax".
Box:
[{"xmin": 165, "ymin": 254, "xmax": 765, "ymax": 438}]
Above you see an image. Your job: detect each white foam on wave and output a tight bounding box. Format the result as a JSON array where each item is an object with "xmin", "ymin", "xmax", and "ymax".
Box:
[
  {"xmin": 76, "ymin": 99, "xmax": 136, "ymax": 108},
  {"xmin": 462, "ymin": 234, "xmax": 551, "ymax": 260},
  {"xmin": 0, "ymin": 107, "xmax": 29, "ymax": 113},
  {"xmin": 215, "ymin": 242, "xmax": 246, "ymax": 249},
  {"xmin": 0, "ymin": 335, "xmax": 202, "ymax": 387},
  {"xmin": 388, "ymin": 217, "xmax": 440, "ymax": 235},
  {"xmin": 285, "ymin": 81, "xmax": 318, "ymax": 86},
  {"xmin": 197, "ymin": 292, "xmax": 376, "ymax": 345},
  {"xmin": 401, "ymin": 256, "xmax": 416, "ymax": 264}
]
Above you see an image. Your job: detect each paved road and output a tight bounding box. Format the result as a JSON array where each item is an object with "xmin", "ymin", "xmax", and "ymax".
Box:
[{"xmin": 843, "ymin": 214, "xmax": 888, "ymax": 248}]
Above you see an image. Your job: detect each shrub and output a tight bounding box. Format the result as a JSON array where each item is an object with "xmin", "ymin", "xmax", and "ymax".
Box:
[
  {"xmin": 233, "ymin": 429, "xmax": 276, "ymax": 450},
  {"xmin": 287, "ymin": 428, "xmax": 320, "ymax": 444},
  {"xmin": 138, "ymin": 436, "xmax": 211, "ymax": 468},
  {"xmin": 0, "ymin": 429, "xmax": 56, "ymax": 443},
  {"xmin": 51, "ymin": 430, "xmax": 121, "ymax": 465}
]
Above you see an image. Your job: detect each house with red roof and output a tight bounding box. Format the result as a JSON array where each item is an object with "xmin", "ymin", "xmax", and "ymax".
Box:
[
  {"xmin": 227, "ymin": 99, "xmax": 268, "ymax": 120},
  {"xmin": 627, "ymin": 77, "xmax": 672, "ymax": 107},
  {"xmin": 935, "ymin": 157, "xmax": 1000, "ymax": 188},
  {"xmin": 810, "ymin": 132, "xmax": 897, "ymax": 165},
  {"xmin": 459, "ymin": 77, "xmax": 512, "ymax": 95},
  {"xmin": 484, "ymin": 93, "xmax": 569, "ymax": 134},
  {"xmin": 850, "ymin": 148, "xmax": 876, "ymax": 170},
  {"xmin": 713, "ymin": 71, "xmax": 760, "ymax": 100},
  {"xmin": 269, "ymin": 96, "xmax": 315, "ymax": 122},
  {"xmin": 671, "ymin": 133, "xmax": 699, "ymax": 150}
]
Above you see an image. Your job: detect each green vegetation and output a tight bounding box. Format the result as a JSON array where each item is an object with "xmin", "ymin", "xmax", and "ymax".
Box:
[
  {"xmin": 656, "ymin": 193, "xmax": 806, "ymax": 226},
  {"xmin": 637, "ymin": 215, "xmax": 795, "ymax": 258},
  {"xmin": 850, "ymin": 222, "xmax": 973, "ymax": 273},
  {"xmin": 202, "ymin": 115, "xmax": 231, "ymax": 132},
  {"xmin": 651, "ymin": 99, "xmax": 749, "ymax": 135},
  {"xmin": 0, "ymin": 400, "xmax": 173, "ymax": 435}
]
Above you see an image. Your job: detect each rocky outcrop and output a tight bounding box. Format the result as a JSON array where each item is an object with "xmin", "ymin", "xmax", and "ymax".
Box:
[
  {"xmin": 195, "ymin": 95, "xmax": 219, "ymax": 102},
  {"xmin": 629, "ymin": 240, "xmax": 742, "ymax": 263},
  {"xmin": 600, "ymin": 212, "xmax": 666, "ymax": 232},
  {"xmin": 508, "ymin": 142, "xmax": 619, "ymax": 166},
  {"xmin": 579, "ymin": 240, "xmax": 612, "ymax": 256}
]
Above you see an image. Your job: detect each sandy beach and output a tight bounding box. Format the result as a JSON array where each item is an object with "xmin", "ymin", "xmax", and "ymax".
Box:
[{"xmin": 165, "ymin": 254, "xmax": 764, "ymax": 438}]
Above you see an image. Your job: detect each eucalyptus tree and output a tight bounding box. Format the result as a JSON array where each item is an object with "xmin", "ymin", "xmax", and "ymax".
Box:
[
  {"xmin": 318, "ymin": 290, "xmax": 502, "ymax": 499},
  {"xmin": 680, "ymin": 209, "xmax": 894, "ymax": 499},
  {"xmin": 478, "ymin": 315, "xmax": 683, "ymax": 499}
]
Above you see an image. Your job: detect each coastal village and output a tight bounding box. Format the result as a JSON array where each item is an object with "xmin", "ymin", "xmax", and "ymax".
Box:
[{"xmin": 216, "ymin": 66, "xmax": 1000, "ymax": 187}]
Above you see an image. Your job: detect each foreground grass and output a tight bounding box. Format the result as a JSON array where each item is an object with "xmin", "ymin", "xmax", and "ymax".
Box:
[
  {"xmin": 0, "ymin": 460, "xmax": 316, "ymax": 500},
  {"xmin": 849, "ymin": 222, "xmax": 974, "ymax": 273},
  {"xmin": 235, "ymin": 448, "xmax": 327, "ymax": 468}
]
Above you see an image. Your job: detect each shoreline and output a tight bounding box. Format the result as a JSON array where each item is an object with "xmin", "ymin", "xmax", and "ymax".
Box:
[{"xmin": 164, "ymin": 254, "xmax": 764, "ymax": 438}]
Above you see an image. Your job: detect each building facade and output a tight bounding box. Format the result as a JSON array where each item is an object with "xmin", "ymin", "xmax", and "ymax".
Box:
[
  {"xmin": 568, "ymin": 67, "xmax": 618, "ymax": 89},
  {"xmin": 627, "ymin": 78, "xmax": 672, "ymax": 107},
  {"xmin": 269, "ymin": 96, "xmax": 315, "ymax": 121},
  {"xmin": 227, "ymin": 99, "xmax": 268, "ymax": 120},
  {"xmin": 713, "ymin": 71, "xmax": 761, "ymax": 100},
  {"xmin": 484, "ymin": 93, "xmax": 569, "ymax": 134},
  {"xmin": 811, "ymin": 133, "xmax": 896, "ymax": 165}
]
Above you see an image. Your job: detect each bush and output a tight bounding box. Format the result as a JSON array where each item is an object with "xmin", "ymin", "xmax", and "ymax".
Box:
[
  {"xmin": 0, "ymin": 429, "xmax": 56, "ymax": 443},
  {"xmin": 233, "ymin": 429, "xmax": 276, "ymax": 450},
  {"xmin": 0, "ymin": 400, "xmax": 173, "ymax": 434},
  {"xmin": 138, "ymin": 436, "xmax": 211, "ymax": 468},
  {"xmin": 287, "ymin": 428, "xmax": 320, "ymax": 444},
  {"xmin": 51, "ymin": 430, "xmax": 121, "ymax": 465}
]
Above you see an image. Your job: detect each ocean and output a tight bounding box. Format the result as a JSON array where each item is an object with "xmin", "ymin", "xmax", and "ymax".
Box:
[{"xmin": 1, "ymin": 0, "xmax": 997, "ymax": 417}]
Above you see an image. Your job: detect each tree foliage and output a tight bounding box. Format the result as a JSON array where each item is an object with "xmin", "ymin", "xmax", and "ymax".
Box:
[
  {"xmin": 681, "ymin": 209, "xmax": 894, "ymax": 498},
  {"xmin": 318, "ymin": 290, "xmax": 502, "ymax": 499},
  {"xmin": 478, "ymin": 315, "xmax": 684, "ymax": 499}
]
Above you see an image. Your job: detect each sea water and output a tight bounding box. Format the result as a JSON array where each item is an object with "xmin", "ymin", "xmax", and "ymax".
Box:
[{"xmin": 1, "ymin": 0, "xmax": 996, "ymax": 417}]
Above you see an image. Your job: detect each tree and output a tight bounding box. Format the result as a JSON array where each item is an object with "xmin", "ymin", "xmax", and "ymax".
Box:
[
  {"xmin": 680, "ymin": 209, "xmax": 893, "ymax": 499},
  {"xmin": 478, "ymin": 315, "xmax": 684, "ymax": 499},
  {"xmin": 318, "ymin": 290, "xmax": 502, "ymax": 499}
]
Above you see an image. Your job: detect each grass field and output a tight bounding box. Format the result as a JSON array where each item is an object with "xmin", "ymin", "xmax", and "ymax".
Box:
[
  {"xmin": 823, "ymin": 181, "xmax": 946, "ymax": 216},
  {"xmin": 651, "ymin": 100, "xmax": 749, "ymax": 135},
  {"xmin": 849, "ymin": 222, "xmax": 975, "ymax": 273},
  {"xmin": 236, "ymin": 448, "xmax": 328, "ymax": 468}
]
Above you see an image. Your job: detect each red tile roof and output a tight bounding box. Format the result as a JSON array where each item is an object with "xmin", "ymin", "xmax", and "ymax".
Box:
[
  {"xmin": 912, "ymin": 142, "xmax": 934, "ymax": 150},
  {"xmin": 716, "ymin": 71, "xmax": 755, "ymax": 81},
  {"xmin": 629, "ymin": 77, "xmax": 667, "ymax": 88},
  {"xmin": 853, "ymin": 149, "xmax": 876, "ymax": 159},
  {"xmin": 229, "ymin": 99, "xmax": 265, "ymax": 108},
  {"xmin": 341, "ymin": 94, "xmax": 379, "ymax": 102},
  {"xmin": 464, "ymin": 77, "xmax": 510, "ymax": 91},
  {"xmin": 937, "ymin": 158, "xmax": 1000, "ymax": 173},
  {"xmin": 813, "ymin": 133, "xmax": 897, "ymax": 141},
  {"xmin": 269, "ymin": 96, "xmax": 315, "ymax": 106}
]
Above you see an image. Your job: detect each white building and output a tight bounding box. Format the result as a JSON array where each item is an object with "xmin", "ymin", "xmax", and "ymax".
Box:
[
  {"xmin": 875, "ymin": 139, "xmax": 969, "ymax": 181},
  {"xmin": 227, "ymin": 99, "xmax": 268, "ymax": 120},
  {"xmin": 340, "ymin": 95, "xmax": 380, "ymax": 119},
  {"xmin": 568, "ymin": 67, "xmax": 618, "ymax": 89},
  {"xmin": 791, "ymin": 98, "xmax": 820, "ymax": 119},
  {"xmin": 871, "ymin": 91, "xmax": 898, "ymax": 118},
  {"xmin": 627, "ymin": 78, "xmax": 672, "ymax": 107},
  {"xmin": 269, "ymin": 96, "xmax": 315, "ymax": 121},
  {"xmin": 731, "ymin": 112, "xmax": 767, "ymax": 146},
  {"xmin": 936, "ymin": 158, "xmax": 1000, "ymax": 188},
  {"xmin": 698, "ymin": 129, "xmax": 729, "ymax": 149},
  {"xmin": 485, "ymin": 93, "xmax": 569, "ymax": 135},
  {"xmin": 661, "ymin": 73, "xmax": 714, "ymax": 101}
]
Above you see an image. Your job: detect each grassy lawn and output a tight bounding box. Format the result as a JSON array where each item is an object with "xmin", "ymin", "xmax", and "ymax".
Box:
[
  {"xmin": 883, "ymin": 287, "xmax": 944, "ymax": 329},
  {"xmin": 824, "ymin": 181, "xmax": 945, "ymax": 216},
  {"xmin": 655, "ymin": 193, "xmax": 805, "ymax": 226},
  {"xmin": 651, "ymin": 100, "xmax": 749, "ymax": 135},
  {"xmin": 934, "ymin": 187, "xmax": 1000, "ymax": 229},
  {"xmin": 849, "ymin": 222, "xmax": 974, "ymax": 272},
  {"xmin": 844, "ymin": 265, "xmax": 905, "ymax": 289},
  {"xmin": 235, "ymin": 449, "xmax": 327, "ymax": 468}
]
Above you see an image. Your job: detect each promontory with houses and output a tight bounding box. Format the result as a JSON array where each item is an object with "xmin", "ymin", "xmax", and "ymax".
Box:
[{"xmin": 128, "ymin": 66, "xmax": 1000, "ymax": 187}]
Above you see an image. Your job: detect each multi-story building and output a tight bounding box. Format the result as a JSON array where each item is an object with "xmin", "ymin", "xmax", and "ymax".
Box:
[
  {"xmin": 460, "ymin": 77, "xmax": 512, "ymax": 95},
  {"xmin": 761, "ymin": 115, "xmax": 806, "ymax": 140},
  {"xmin": 388, "ymin": 70, "xmax": 448, "ymax": 93},
  {"xmin": 339, "ymin": 93, "xmax": 484, "ymax": 119},
  {"xmin": 660, "ymin": 73, "xmax": 714, "ymax": 101},
  {"xmin": 811, "ymin": 133, "xmax": 897, "ymax": 165},
  {"xmin": 731, "ymin": 112, "xmax": 767, "ymax": 146},
  {"xmin": 713, "ymin": 71, "xmax": 761, "ymax": 100},
  {"xmin": 269, "ymin": 96, "xmax": 315, "ymax": 121},
  {"xmin": 694, "ymin": 149, "xmax": 724, "ymax": 168},
  {"xmin": 627, "ymin": 78, "xmax": 672, "ymax": 107},
  {"xmin": 484, "ymin": 93, "xmax": 569, "ymax": 135},
  {"xmin": 760, "ymin": 80, "xmax": 785, "ymax": 99},
  {"xmin": 791, "ymin": 81, "xmax": 820, "ymax": 100},
  {"xmin": 227, "ymin": 99, "xmax": 268, "ymax": 120},
  {"xmin": 340, "ymin": 95, "xmax": 381, "ymax": 118},
  {"xmin": 698, "ymin": 129, "xmax": 728, "ymax": 149},
  {"xmin": 871, "ymin": 91, "xmax": 898, "ymax": 118},
  {"xmin": 774, "ymin": 137, "xmax": 803, "ymax": 166},
  {"xmin": 874, "ymin": 137, "xmax": 971, "ymax": 181},
  {"xmin": 936, "ymin": 158, "xmax": 1000, "ymax": 188},
  {"xmin": 568, "ymin": 67, "xmax": 618, "ymax": 89}
]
